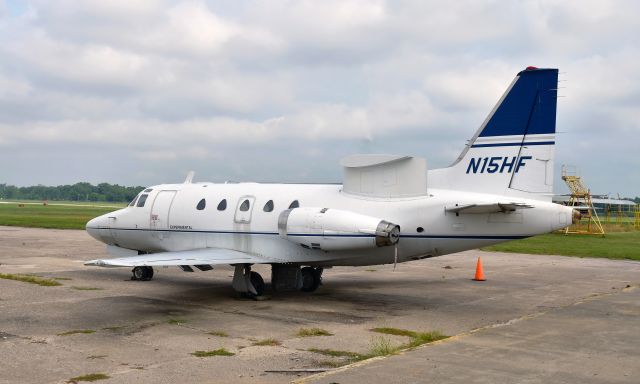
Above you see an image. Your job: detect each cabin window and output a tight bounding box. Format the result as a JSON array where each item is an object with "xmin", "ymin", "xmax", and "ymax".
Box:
[
  {"xmin": 136, "ymin": 194, "xmax": 148, "ymax": 207},
  {"xmin": 263, "ymin": 200, "xmax": 274, "ymax": 212},
  {"xmin": 239, "ymin": 199, "xmax": 251, "ymax": 211},
  {"xmin": 417, "ymin": 227, "xmax": 424, "ymax": 233},
  {"xmin": 288, "ymin": 200, "xmax": 299, "ymax": 209},
  {"xmin": 217, "ymin": 199, "xmax": 227, "ymax": 211},
  {"xmin": 196, "ymin": 199, "xmax": 206, "ymax": 211}
]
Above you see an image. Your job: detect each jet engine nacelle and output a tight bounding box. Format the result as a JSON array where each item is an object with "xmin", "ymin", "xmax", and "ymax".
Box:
[{"xmin": 277, "ymin": 207, "xmax": 400, "ymax": 251}]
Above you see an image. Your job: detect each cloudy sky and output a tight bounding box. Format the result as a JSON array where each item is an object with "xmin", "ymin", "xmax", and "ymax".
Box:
[{"xmin": 0, "ymin": 0, "xmax": 638, "ymax": 197}]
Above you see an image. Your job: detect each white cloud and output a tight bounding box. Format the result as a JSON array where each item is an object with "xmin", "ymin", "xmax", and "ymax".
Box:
[{"xmin": 0, "ymin": 0, "xmax": 638, "ymax": 196}]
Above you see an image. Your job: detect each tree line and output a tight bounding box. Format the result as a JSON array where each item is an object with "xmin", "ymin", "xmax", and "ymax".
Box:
[
  {"xmin": 0, "ymin": 183, "xmax": 145, "ymax": 203},
  {"xmin": 0, "ymin": 182, "xmax": 638, "ymax": 205}
]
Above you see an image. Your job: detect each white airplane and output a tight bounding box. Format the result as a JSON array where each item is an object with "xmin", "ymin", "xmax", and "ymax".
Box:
[{"xmin": 86, "ymin": 66, "xmax": 575, "ymax": 297}]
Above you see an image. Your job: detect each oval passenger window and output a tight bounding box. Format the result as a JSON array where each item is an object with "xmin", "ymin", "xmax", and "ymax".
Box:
[
  {"xmin": 263, "ymin": 200, "xmax": 274, "ymax": 212},
  {"xmin": 196, "ymin": 199, "xmax": 206, "ymax": 210},
  {"xmin": 217, "ymin": 199, "xmax": 227, "ymax": 211},
  {"xmin": 240, "ymin": 199, "xmax": 250, "ymax": 211},
  {"xmin": 288, "ymin": 200, "xmax": 299, "ymax": 209}
]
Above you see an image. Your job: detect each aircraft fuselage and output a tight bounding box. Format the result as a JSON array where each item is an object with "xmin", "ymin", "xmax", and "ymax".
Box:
[{"xmin": 87, "ymin": 182, "xmax": 572, "ymax": 267}]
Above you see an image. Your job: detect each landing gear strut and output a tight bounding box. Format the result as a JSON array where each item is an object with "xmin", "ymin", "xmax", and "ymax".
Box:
[{"xmin": 131, "ymin": 266, "xmax": 153, "ymax": 281}]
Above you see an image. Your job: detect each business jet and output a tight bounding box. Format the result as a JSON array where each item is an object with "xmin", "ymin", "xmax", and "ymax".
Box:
[{"xmin": 85, "ymin": 66, "xmax": 575, "ymax": 297}]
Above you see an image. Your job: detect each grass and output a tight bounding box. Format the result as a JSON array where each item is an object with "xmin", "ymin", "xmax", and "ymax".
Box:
[
  {"xmin": 68, "ymin": 373, "xmax": 110, "ymax": 382},
  {"xmin": 371, "ymin": 327, "xmax": 448, "ymax": 349},
  {"xmin": 308, "ymin": 328, "xmax": 448, "ymax": 367},
  {"xmin": 368, "ymin": 336, "xmax": 396, "ymax": 357},
  {"xmin": 101, "ymin": 326, "xmax": 125, "ymax": 331},
  {"xmin": 86, "ymin": 355, "xmax": 107, "ymax": 360},
  {"xmin": 71, "ymin": 286, "xmax": 103, "ymax": 291},
  {"xmin": 0, "ymin": 201, "xmax": 121, "ymax": 230},
  {"xmin": 0, "ymin": 273, "xmax": 62, "ymax": 286},
  {"xmin": 252, "ymin": 338, "xmax": 281, "ymax": 346},
  {"xmin": 370, "ymin": 327, "xmax": 415, "ymax": 337},
  {"xmin": 318, "ymin": 360, "xmax": 347, "ymax": 368},
  {"xmin": 308, "ymin": 348, "xmax": 361, "ymax": 358},
  {"xmin": 207, "ymin": 330, "xmax": 228, "ymax": 337},
  {"xmin": 296, "ymin": 327, "xmax": 333, "ymax": 337},
  {"xmin": 168, "ymin": 318, "xmax": 186, "ymax": 325},
  {"xmin": 482, "ymin": 232, "xmax": 640, "ymax": 260},
  {"xmin": 191, "ymin": 348, "xmax": 235, "ymax": 357},
  {"xmin": 57, "ymin": 329, "xmax": 96, "ymax": 336}
]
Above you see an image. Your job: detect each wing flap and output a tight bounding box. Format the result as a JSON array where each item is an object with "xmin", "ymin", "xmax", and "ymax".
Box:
[
  {"xmin": 445, "ymin": 202, "xmax": 533, "ymax": 214},
  {"xmin": 85, "ymin": 248, "xmax": 270, "ymax": 268}
]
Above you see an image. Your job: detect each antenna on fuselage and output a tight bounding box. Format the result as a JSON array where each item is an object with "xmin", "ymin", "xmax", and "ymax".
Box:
[{"xmin": 184, "ymin": 171, "xmax": 195, "ymax": 184}]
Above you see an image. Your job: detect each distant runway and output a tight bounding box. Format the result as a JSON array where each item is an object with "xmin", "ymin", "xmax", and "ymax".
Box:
[
  {"xmin": 0, "ymin": 201, "xmax": 123, "ymax": 209},
  {"xmin": 1, "ymin": 226, "xmax": 638, "ymax": 384}
]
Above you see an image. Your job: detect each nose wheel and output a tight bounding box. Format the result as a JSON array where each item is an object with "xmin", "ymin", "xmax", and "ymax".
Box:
[{"xmin": 131, "ymin": 266, "xmax": 154, "ymax": 281}]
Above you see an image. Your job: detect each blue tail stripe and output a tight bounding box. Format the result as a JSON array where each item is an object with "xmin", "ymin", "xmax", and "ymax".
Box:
[{"xmin": 478, "ymin": 68, "xmax": 558, "ymax": 137}]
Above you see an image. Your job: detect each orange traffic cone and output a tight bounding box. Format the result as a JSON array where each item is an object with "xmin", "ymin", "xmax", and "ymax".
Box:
[{"xmin": 473, "ymin": 256, "xmax": 486, "ymax": 281}]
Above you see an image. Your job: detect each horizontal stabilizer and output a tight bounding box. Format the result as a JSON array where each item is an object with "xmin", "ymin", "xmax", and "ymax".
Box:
[
  {"xmin": 445, "ymin": 202, "xmax": 533, "ymax": 214},
  {"xmin": 85, "ymin": 248, "xmax": 271, "ymax": 268}
]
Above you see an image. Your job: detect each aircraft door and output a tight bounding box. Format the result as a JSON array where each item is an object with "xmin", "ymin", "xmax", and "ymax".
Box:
[
  {"xmin": 234, "ymin": 196, "xmax": 256, "ymax": 224},
  {"xmin": 150, "ymin": 191, "xmax": 177, "ymax": 238}
]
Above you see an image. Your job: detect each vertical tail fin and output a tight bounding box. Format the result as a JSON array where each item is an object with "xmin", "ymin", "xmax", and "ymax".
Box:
[{"xmin": 430, "ymin": 67, "xmax": 559, "ymax": 201}]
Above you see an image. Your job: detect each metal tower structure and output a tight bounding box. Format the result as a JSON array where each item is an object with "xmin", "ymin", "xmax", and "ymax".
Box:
[{"xmin": 561, "ymin": 165, "xmax": 605, "ymax": 236}]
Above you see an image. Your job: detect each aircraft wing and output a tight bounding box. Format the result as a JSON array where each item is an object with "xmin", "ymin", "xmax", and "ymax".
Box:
[
  {"xmin": 445, "ymin": 202, "xmax": 533, "ymax": 214},
  {"xmin": 84, "ymin": 248, "xmax": 272, "ymax": 268}
]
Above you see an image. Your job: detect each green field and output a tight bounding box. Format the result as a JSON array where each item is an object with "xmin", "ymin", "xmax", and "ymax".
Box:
[
  {"xmin": 0, "ymin": 201, "xmax": 123, "ymax": 229},
  {"xmin": 482, "ymin": 231, "xmax": 640, "ymax": 261}
]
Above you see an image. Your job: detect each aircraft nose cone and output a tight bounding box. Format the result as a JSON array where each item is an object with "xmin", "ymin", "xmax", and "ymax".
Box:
[{"xmin": 86, "ymin": 215, "xmax": 107, "ymax": 242}]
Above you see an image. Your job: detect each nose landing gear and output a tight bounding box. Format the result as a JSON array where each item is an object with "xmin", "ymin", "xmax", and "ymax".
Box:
[
  {"xmin": 131, "ymin": 266, "xmax": 154, "ymax": 281},
  {"xmin": 232, "ymin": 264, "xmax": 265, "ymax": 298}
]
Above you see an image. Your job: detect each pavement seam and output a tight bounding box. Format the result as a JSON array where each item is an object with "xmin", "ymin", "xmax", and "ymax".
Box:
[{"xmin": 293, "ymin": 283, "xmax": 640, "ymax": 384}]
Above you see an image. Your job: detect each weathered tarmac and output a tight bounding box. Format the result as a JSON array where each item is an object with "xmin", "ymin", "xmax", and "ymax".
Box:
[{"xmin": 0, "ymin": 226, "xmax": 638, "ymax": 384}]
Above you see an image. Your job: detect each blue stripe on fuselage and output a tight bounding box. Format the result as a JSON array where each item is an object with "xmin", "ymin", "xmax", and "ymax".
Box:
[{"xmin": 88, "ymin": 226, "xmax": 529, "ymax": 240}]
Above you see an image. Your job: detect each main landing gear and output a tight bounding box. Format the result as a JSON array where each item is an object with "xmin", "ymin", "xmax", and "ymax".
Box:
[
  {"xmin": 130, "ymin": 264, "xmax": 322, "ymax": 298},
  {"xmin": 131, "ymin": 266, "xmax": 154, "ymax": 281},
  {"xmin": 271, "ymin": 265, "xmax": 323, "ymax": 294},
  {"xmin": 300, "ymin": 266, "xmax": 322, "ymax": 292}
]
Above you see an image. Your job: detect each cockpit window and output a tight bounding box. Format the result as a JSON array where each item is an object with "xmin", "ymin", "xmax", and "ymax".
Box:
[
  {"xmin": 129, "ymin": 195, "xmax": 139, "ymax": 207},
  {"xmin": 288, "ymin": 200, "xmax": 299, "ymax": 209},
  {"xmin": 196, "ymin": 198, "xmax": 206, "ymax": 211},
  {"xmin": 239, "ymin": 199, "xmax": 251, "ymax": 211},
  {"xmin": 217, "ymin": 199, "xmax": 227, "ymax": 211},
  {"xmin": 144, "ymin": 188, "xmax": 153, "ymax": 192},
  {"xmin": 263, "ymin": 200, "xmax": 274, "ymax": 212},
  {"xmin": 136, "ymin": 194, "xmax": 149, "ymax": 207}
]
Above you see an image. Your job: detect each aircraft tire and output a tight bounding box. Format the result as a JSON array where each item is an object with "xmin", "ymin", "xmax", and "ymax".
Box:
[
  {"xmin": 300, "ymin": 267, "xmax": 321, "ymax": 292},
  {"xmin": 132, "ymin": 266, "xmax": 153, "ymax": 281},
  {"xmin": 250, "ymin": 271, "xmax": 265, "ymax": 296}
]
